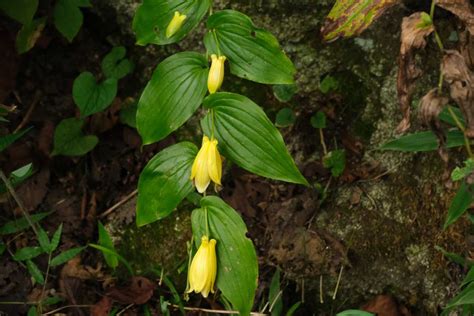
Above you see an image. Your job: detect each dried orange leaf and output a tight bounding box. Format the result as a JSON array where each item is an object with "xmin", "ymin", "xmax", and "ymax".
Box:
[{"xmin": 321, "ymin": 0, "xmax": 400, "ymax": 42}]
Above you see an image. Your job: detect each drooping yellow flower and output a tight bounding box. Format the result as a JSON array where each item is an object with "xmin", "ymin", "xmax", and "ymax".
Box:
[
  {"xmin": 187, "ymin": 236, "xmax": 217, "ymax": 298},
  {"xmin": 207, "ymin": 54, "xmax": 226, "ymax": 94},
  {"xmin": 166, "ymin": 11, "xmax": 187, "ymax": 38},
  {"xmin": 190, "ymin": 136, "xmax": 222, "ymax": 193}
]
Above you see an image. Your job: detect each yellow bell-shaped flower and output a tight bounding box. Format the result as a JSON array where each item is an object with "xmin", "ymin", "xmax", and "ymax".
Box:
[
  {"xmin": 166, "ymin": 11, "xmax": 187, "ymax": 38},
  {"xmin": 187, "ymin": 236, "xmax": 217, "ymax": 298},
  {"xmin": 208, "ymin": 54, "xmax": 226, "ymax": 94},
  {"xmin": 190, "ymin": 136, "xmax": 222, "ymax": 193}
]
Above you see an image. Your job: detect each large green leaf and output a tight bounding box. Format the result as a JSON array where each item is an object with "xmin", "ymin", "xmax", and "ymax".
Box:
[
  {"xmin": 445, "ymin": 283, "xmax": 474, "ymax": 309},
  {"xmin": 0, "ymin": 127, "xmax": 32, "ymax": 153},
  {"xmin": 52, "ymin": 118, "xmax": 98, "ymax": 156},
  {"xmin": 201, "ymin": 93, "xmax": 308, "ymax": 185},
  {"xmin": 321, "ymin": 0, "xmax": 400, "ymax": 42},
  {"xmin": 191, "ymin": 196, "xmax": 258, "ymax": 316},
  {"xmin": 0, "ymin": 0, "xmax": 38, "ymax": 24},
  {"xmin": 72, "ymin": 72, "xmax": 117, "ymax": 117},
  {"xmin": 53, "ymin": 0, "xmax": 91, "ymax": 42},
  {"xmin": 380, "ymin": 130, "xmax": 465, "ymax": 152},
  {"xmin": 444, "ymin": 182, "xmax": 474, "ymax": 229},
  {"xmin": 136, "ymin": 52, "xmax": 208, "ymax": 145},
  {"xmin": 204, "ymin": 10, "xmax": 296, "ymax": 84},
  {"xmin": 133, "ymin": 0, "xmax": 211, "ymax": 45},
  {"xmin": 137, "ymin": 142, "xmax": 197, "ymax": 226}
]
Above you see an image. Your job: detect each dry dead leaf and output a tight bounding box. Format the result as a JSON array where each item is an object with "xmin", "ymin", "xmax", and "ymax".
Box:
[
  {"xmin": 397, "ymin": 12, "xmax": 434, "ymax": 133},
  {"xmin": 362, "ymin": 294, "xmax": 411, "ymax": 316},
  {"xmin": 459, "ymin": 30, "xmax": 474, "ymax": 70},
  {"xmin": 91, "ymin": 296, "xmax": 112, "ymax": 316},
  {"xmin": 442, "ymin": 50, "xmax": 474, "ymax": 137},
  {"xmin": 436, "ymin": 0, "xmax": 474, "ymax": 35},
  {"xmin": 419, "ymin": 88, "xmax": 450, "ymax": 162},
  {"xmin": 106, "ymin": 276, "xmax": 155, "ymax": 305}
]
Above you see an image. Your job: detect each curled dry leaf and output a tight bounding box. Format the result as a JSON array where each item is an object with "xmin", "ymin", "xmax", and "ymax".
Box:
[
  {"xmin": 396, "ymin": 12, "xmax": 434, "ymax": 133},
  {"xmin": 459, "ymin": 30, "xmax": 474, "ymax": 70},
  {"xmin": 436, "ymin": 0, "xmax": 474, "ymax": 35},
  {"xmin": 419, "ymin": 88, "xmax": 450, "ymax": 162},
  {"xmin": 106, "ymin": 276, "xmax": 155, "ymax": 305},
  {"xmin": 321, "ymin": 0, "xmax": 400, "ymax": 42},
  {"xmin": 442, "ymin": 50, "xmax": 474, "ymax": 137}
]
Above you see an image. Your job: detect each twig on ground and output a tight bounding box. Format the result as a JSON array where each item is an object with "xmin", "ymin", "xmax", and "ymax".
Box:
[
  {"xmin": 99, "ymin": 189, "xmax": 138, "ymax": 218},
  {"xmin": 14, "ymin": 90, "xmax": 41, "ymax": 133}
]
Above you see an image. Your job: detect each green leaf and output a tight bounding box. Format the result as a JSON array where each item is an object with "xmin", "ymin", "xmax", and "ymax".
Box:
[
  {"xmin": 311, "ymin": 111, "xmax": 327, "ymax": 129},
  {"xmin": 321, "ymin": 0, "xmax": 399, "ymax": 42},
  {"xmin": 37, "ymin": 227, "xmax": 50, "ymax": 253},
  {"xmin": 451, "ymin": 159, "xmax": 474, "ymax": 182},
  {"xmin": 191, "ymin": 196, "xmax": 258, "ymax": 316},
  {"xmin": 50, "ymin": 224, "xmax": 63, "ymax": 253},
  {"xmin": 418, "ymin": 12, "xmax": 433, "ymax": 29},
  {"xmin": 275, "ymin": 108, "xmax": 296, "ymax": 127},
  {"xmin": 0, "ymin": 212, "xmax": 50, "ymax": 235},
  {"xmin": 132, "ymin": 0, "xmax": 211, "ymax": 45},
  {"xmin": 0, "ymin": 163, "xmax": 35, "ymax": 194},
  {"xmin": 269, "ymin": 269, "xmax": 283, "ymax": 316},
  {"xmin": 119, "ymin": 103, "xmax": 137, "ymax": 128},
  {"xmin": 27, "ymin": 306, "xmax": 38, "ymax": 316},
  {"xmin": 26, "ymin": 259, "xmax": 44, "ymax": 285},
  {"xmin": 273, "ymin": 84, "xmax": 297, "ymax": 102},
  {"xmin": 380, "ymin": 130, "xmax": 465, "ymax": 152},
  {"xmin": 16, "ymin": 17, "xmax": 46, "ymax": 54},
  {"xmin": 286, "ymin": 302, "xmax": 302, "ymax": 316},
  {"xmin": 50, "ymin": 246, "xmax": 86, "ymax": 267},
  {"xmin": 443, "ymin": 182, "xmax": 474, "ymax": 229},
  {"xmin": 202, "ymin": 92, "xmax": 308, "ymax": 185},
  {"xmin": 461, "ymin": 266, "xmax": 474, "ymax": 288},
  {"xmin": 72, "ymin": 72, "xmax": 118, "ymax": 117},
  {"xmin": 445, "ymin": 283, "xmax": 474, "ymax": 308},
  {"xmin": 0, "ymin": 127, "xmax": 32, "ymax": 153},
  {"xmin": 98, "ymin": 221, "xmax": 118, "ymax": 269},
  {"xmin": 0, "ymin": 0, "xmax": 38, "ymax": 24},
  {"xmin": 52, "ymin": 118, "xmax": 98, "ymax": 156},
  {"xmin": 136, "ymin": 52, "xmax": 208, "ymax": 145},
  {"xmin": 13, "ymin": 246, "xmax": 44, "ymax": 261},
  {"xmin": 320, "ymin": 75, "xmax": 339, "ymax": 94},
  {"xmin": 439, "ymin": 106, "xmax": 465, "ymax": 127},
  {"xmin": 323, "ymin": 149, "xmax": 346, "ymax": 177},
  {"xmin": 88, "ymin": 243, "xmax": 133, "ymax": 275},
  {"xmin": 53, "ymin": 0, "xmax": 91, "ymax": 42},
  {"xmin": 101, "ymin": 46, "xmax": 134, "ymax": 80},
  {"xmin": 137, "ymin": 142, "xmax": 197, "ymax": 226},
  {"xmin": 336, "ymin": 310, "xmax": 374, "ymax": 316},
  {"xmin": 41, "ymin": 296, "xmax": 64, "ymax": 306},
  {"xmin": 204, "ymin": 10, "xmax": 296, "ymax": 84},
  {"xmin": 435, "ymin": 246, "xmax": 469, "ymax": 266}
]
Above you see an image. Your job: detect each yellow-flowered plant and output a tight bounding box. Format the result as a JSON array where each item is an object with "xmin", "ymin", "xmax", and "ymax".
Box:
[
  {"xmin": 187, "ymin": 236, "xmax": 217, "ymax": 298},
  {"xmin": 190, "ymin": 135, "xmax": 222, "ymax": 193},
  {"xmin": 208, "ymin": 54, "xmax": 226, "ymax": 94},
  {"xmin": 166, "ymin": 11, "xmax": 187, "ymax": 38}
]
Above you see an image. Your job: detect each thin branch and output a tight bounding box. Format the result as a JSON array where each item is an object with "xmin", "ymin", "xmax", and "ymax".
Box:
[
  {"xmin": 14, "ymin": 90, "xmax": 41, "ymax": 133},
  {"xmin": 99, "ymin": 189, "xmax": 138, "ymax": 218}
]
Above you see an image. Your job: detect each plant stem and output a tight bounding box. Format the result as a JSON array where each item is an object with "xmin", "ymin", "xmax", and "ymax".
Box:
[
  {"xmin": 319, "ymin": 128, "xmax": 328, "ymax": 155},
  {"xmin": 0, "ymin": 170, "xmax": 38, "ymax": 237},
  {"xmin": 39, "ymin": 251, "xmax": 52, "ymax": 314}
]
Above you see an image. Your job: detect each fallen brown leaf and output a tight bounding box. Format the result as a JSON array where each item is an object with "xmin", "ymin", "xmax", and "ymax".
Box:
[
  {"xmin": 442, "ymin": 50, "xmax": 474, "ymax": 137},
  {"xmin": 397, "ymin": 12, "xmax": 434, "ymax": 133},
  {"xmin": 362, "ymin": 295, "xmax": 408, "ymax": 316},
  {"xmin": 106, "ymin": 276, "xmax": 155, "ymax": 305},
  {"xmin": 419, "ymin": 88, "xmax": 450, "ymax": 162},
  {"xmin": 436, "ymin": 0, "xmax": 474, "ymax": 35},
  {"xmin": 91, "ymin": 296, "xmax": 112, "ymax": 316}
]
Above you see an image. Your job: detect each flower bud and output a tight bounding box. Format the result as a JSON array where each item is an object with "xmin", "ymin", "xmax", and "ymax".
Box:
[
  {"xmin": 190, "ymin": 136, "xmax": 222, "ymax": 193},
  {"xmin": 187, "ymin": 236, "xmax": 217, "ymax": 298},
  {"xmin": 166, "ymin": 11, "xmax": 186, "ymax": 38},
  {"xmin": 208, "ymin": 54, "xmax": 226, "ymax": 94}
]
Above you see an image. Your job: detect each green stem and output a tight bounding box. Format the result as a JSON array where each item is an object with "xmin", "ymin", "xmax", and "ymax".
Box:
[
  {"xmin": 0, "ymin": 170, "xmax": 39, "ymax": 237},
  {"xmin": 210, "ymin": 109, "xmax": 216, "ymax": 139},
  {"xmin": 447, "ymin": 106, "xmax": 474, "ymax": 158},
  {"xmin": 204, "ymin": 207, "xmax": 210, "ymax": 237},
  {"xmin": 212, "ymin": 30, "xmax": 222, "ymax": 56},
  {"xmin": 39, "ymin": 252, "xmax": 52, "ymax": 314}
]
